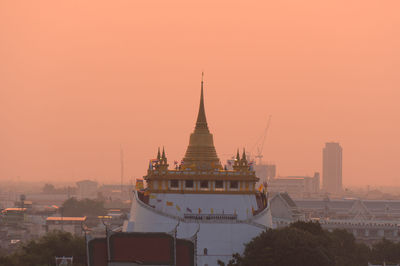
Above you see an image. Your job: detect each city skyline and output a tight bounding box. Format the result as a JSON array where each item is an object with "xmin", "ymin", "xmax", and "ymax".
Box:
[{"xmin": 1, "ymin": 1, "xmax": 399, "ymax": 187}]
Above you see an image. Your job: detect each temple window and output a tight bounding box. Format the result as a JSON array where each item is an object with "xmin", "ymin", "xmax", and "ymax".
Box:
[
  {"xmin": 215, "ymin": 180, "xmax": 223, "ymax": 189},
  {"xmin": 185, "ymin": 180, "xmax": 194, "ymax": 189},
  {"xmin": 230, "ymin": 181, "xmax": 239, "ymax": 189},
  {"xmin": 200, "ymin": 181, "xmax": 209, "ymax": 189},
  {"xmin": 170, "ymin": 180, "xmax": 179, "ymax": 189},
  {"xmin": 203, "ymin": 248, "xmax": 208, "ymax": 255}
]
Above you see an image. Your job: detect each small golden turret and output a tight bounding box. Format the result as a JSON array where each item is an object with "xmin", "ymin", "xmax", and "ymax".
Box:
[
  {"xmin": 158, "ymin": 147, "xmax": 169, "ymax": 170},
  {"xmin": 240, "ymin": 149, "xmax": 248, "ymax": 167},
  {"xmin": 162, "ymin": 147, "xmax": 166, "ymax": 162},
  {"xmin": 157, "ymin": 147, "xmax": 161, "ymax": 162},
  {"xmin": 233, "ymin": 149, "xmax": 240, "ymax": 171}
]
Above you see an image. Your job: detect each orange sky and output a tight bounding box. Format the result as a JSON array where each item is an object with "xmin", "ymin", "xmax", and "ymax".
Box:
[{"xmin": 1, "ymin": 1, "xmax": 399, "ymax": 187}]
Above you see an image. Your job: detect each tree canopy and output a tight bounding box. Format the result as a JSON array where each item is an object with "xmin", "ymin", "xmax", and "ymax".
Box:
[
  {"xmin": 61, "ymin": 197, "xmax": 106, "ymax": 217},
  {"xmin": 369, "ymin": 238, "xmax": 400, "ymax": 264},
  {"xmin": 223, "ymin": 221, "xmax": 372, "ymax": 266},
  {"xmin": 0, "ymin": 231, "xmax": 86, "ymax": 266}
]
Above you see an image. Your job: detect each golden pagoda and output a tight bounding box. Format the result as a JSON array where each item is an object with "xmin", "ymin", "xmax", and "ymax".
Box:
[
  {"xmin": 182, "ymin": 74, "xmax": 222, "ymax": 171},
  {"xmin": 144, "ymin": 75, "xmax": 259, "ymax": 194},
  {"xmin": 129, "ymin": 75, "xmax": 271, "ymax": 266}
]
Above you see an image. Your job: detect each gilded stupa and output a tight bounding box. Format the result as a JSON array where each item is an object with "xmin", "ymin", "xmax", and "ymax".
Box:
[
  {"xmin": 182, "ymin": 75, "xmax": 222, "ymax": 171},
  {"xmin": 126, "ymin": 75, "xmax": 272, "ymax": 265}
]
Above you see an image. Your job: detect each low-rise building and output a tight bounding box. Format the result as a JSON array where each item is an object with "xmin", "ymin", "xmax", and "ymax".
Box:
[
  {"xmin": 295, "ymin": 198, "xmax": 400, "ymax": 221},
  {"xmin": 294, "ymin": 198, "xmax": 400, "ymax": 243},
  {"xmin": 1, "ymin": 208, "xmax": 27, "ymax": 224},
  {"xmin": 270, "ymin": 192, "xmax": 304, "ymax": 228},
  {"xmin": 46, "ymin": 216, "xmax": 86, "ymax": 236},
  {"xmin": 267, "ymin": 173, "xmax": 320, "ymax": 198}
]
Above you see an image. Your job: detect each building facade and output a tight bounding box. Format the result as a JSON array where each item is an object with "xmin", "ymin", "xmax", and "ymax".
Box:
[
  {"xmin": 295, "ymin": 198, "xmax": 400, "ymax": 244},
  {"xmin": 46, "ymin": 217, "xmax": 86, "ymax": 236},
  {"xmin": 254, "ymin": 163, "xmax": 276, "ymax": 183},
  {"xmin": 267, "ymin": 173, "xmax": 320, "ymax": 198},
  {"xmin": 76, "ymin": 180, "xmax": 98, "ymax": 199},
  {"xmin": 270, "ymin": 192, "xmax": 304, "ymax": 227},
  {"xmin": 323, "ymin": 142, "xmax": 342, "ymax": 194}
]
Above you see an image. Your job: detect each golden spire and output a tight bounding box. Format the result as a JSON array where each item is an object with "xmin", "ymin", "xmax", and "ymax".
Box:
[
  {"xmin": 162, "ymin": 146, "xmax": 167, "ymax": 164},
  {"xmin": 240, "ymin": 148, "xmax": 248, "ymax": 167},
  {"xmin": 242, "ymin": 148, "xmax": 247, "ymax": 161},
  {"xmin": 195, "ymin": 72, "xmax": 209, "ymax": 133},
  {"xmin": 158, "ymin": 146, "xmax": 169, "ymax": 170},
  {"xmin": 182, "ymin": 73, "xmax": 222, "ymax": 171},
  {"xmin": 233, "ymin": 149, "xmax": 240, "ymax": 170}
]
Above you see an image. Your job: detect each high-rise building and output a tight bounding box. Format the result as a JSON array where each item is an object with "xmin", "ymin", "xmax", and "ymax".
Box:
[{"xmin": 322, "ymin": 142, "xmax": 342, "ymax": 194}]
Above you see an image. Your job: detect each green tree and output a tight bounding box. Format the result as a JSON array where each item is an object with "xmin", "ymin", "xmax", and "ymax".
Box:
[
  {"xmin": 0, "ymin": 231, "xmax": 86, "ymax": 266},
  {"xmin": 327, "ymin": 229, "xmax": 369, "ymax": 266},
  {"xmin": 224, "ymin": 221, "xmax": 370, "ymax": 266},
  {"xmin": 370, "ymin": 238, "xmax": 400, "ymax": 264},
  {"xmin": 290, "ymin": 220, "xmax": 325, "ymax": 235}
]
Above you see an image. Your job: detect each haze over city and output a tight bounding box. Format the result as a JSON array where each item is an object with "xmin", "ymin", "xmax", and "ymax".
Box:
[{"xmin": 1, "ymin": 1, "xmax": 399, "ymax": 187}]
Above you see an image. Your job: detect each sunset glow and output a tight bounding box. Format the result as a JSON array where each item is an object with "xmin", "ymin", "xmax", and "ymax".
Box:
[{"xmin": 1, "ymin": 1, "xmax": 399, "ymax": 187}]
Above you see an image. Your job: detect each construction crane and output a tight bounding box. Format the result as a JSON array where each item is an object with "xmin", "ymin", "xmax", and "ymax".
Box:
[{"xmin": 253, "ymin": 115, "xmax": 272, "ymax": 165}]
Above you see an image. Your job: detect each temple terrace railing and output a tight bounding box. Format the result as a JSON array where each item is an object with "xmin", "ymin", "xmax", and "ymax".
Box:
[
  {"xmin": 184, "ymin": 214, "xmax": 237, "ymax": 222},
  {"xmin": 134, "ymin": 190, "xmax": 268, "ymax": 229}
]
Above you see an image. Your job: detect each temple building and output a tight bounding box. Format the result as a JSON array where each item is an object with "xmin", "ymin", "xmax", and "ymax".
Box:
[{"xmin": 125, "ymin": 76, "xmax": 272, "ymax": 265}]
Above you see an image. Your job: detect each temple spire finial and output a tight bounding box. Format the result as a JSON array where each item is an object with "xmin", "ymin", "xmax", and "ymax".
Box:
[{"xmin": 195, "ymin": 72, "xmax": 209, "ymax": 132}]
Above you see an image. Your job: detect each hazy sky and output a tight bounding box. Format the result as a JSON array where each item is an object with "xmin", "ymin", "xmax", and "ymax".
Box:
[{"xmin": 1, "ymin": 1, "xmax": 399, "ymax": 186}]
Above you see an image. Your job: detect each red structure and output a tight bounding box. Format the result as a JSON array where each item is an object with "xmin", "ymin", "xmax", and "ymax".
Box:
[
  {"xmin": 88, "ymin": 238, "xmax": 108, "ymax": 266},
  {"xmin": 87, "ymin": 232, "xmax": 194, "ymax": 266}
]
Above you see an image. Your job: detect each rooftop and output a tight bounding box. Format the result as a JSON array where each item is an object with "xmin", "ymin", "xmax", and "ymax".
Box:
[
  {"xmin": 46, "ymin": 216, "xmax": 86, "ymax": 221},
  {"xmin": 2, "ymin": 208, "xmax": 27, "ymax": 212}
]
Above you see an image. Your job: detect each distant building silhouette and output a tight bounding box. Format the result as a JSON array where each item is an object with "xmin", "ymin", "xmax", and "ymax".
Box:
[
  {"xmin": 322, "ymin": 142, "xmax": 342, "ymax": 194},
  {"xmin": 76, "ymin": 180, "xmax": 98, "ymax": 199},
  {"xmin": 267, "ymin": 173, "xmax": 320, "ymax": 198},
  {"xmin": 254, "ymin": 163, "xmax": 276, "ymax": 182}
]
